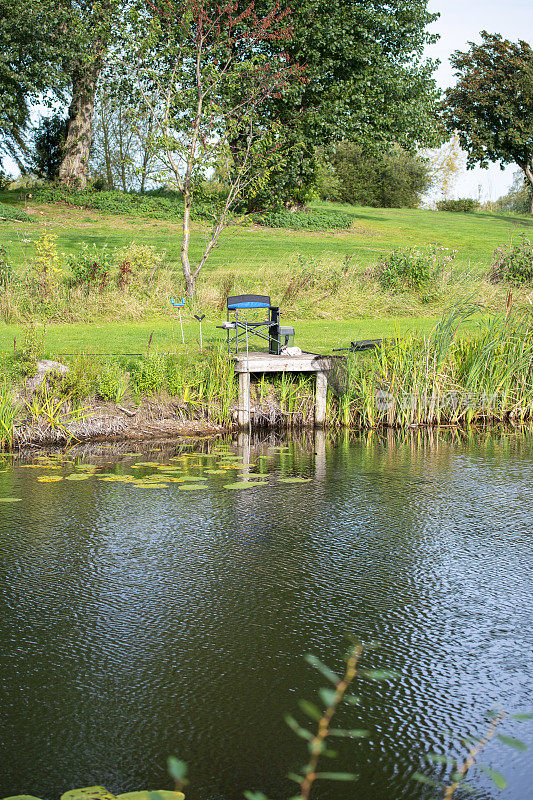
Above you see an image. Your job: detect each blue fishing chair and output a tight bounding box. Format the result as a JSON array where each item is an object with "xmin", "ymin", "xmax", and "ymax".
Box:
[{"xmin": 221, "ymin": 294, "xmax": 295, "ymax": 355}]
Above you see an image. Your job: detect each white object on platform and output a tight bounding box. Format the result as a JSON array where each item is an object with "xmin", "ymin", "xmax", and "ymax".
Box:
[{"xmin": 283, "ymin": 346, "xmax": 303, "ymax": 357}]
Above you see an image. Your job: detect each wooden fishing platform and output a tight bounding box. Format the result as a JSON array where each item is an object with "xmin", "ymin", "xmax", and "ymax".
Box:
[{"xmin": 233, "ymin": 351, "xmax": 335, "ymax": 428}]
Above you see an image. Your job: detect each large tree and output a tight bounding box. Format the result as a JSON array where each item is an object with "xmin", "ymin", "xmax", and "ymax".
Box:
[
  {"xmin": 57, "ymin": 0, "xmax": 119, "ymax": 188},
  {"xmin": 239, "ymin": 0, "xmax": 443, "ymax": 209},
  {"xmin": 443, "ymin": 31, "xmax": 533, "ymax": 215},
  {"xmin": 0, "ymin": 0, "xmax": 65, "ymax": 169}
]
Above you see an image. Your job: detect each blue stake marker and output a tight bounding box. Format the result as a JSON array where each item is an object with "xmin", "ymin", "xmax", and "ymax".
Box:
[{"xmin": 170, "ymin": 297, "xmax": 186, "ymax": 344}]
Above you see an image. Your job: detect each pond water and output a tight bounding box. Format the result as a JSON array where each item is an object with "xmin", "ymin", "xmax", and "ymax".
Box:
[{"xmin": 1, "ymin": 430, "xmax": 532, "ymax": 800}]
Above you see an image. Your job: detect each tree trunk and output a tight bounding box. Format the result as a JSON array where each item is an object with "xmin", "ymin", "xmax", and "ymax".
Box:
[
  {"xmin": 59, "ymin": 59, "xmax": 102, "ymax": 189},
  {"xmin": 181, "ymin": 192, "xmax": 195, "ymax": 297},
  {"xmin": 524, "ymin": 161, "xmax": 533, "ymax": 215}
]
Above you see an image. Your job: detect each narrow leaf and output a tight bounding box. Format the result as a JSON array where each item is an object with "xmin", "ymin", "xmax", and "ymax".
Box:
[
  {"xmin": 329, "ymin": 728, "xmax": 369, "ymax": 738},
  {"xmin": 304, "ymin": 654, "xmax": 340, "ymax": 684},
  {"xmin": 512, "ymin": 712, "xmax": 533, "ymax": 721},
  {"xmin": 359, "ymin": 668, "xmax": 399, "ymax": 681},
  {"xmin": 478, "ymin": 766, "xmax": 508, "ymax": 789},
  {"xmin": 314, "ymin": 772, "xmax": 358, "ymax": 781},
  {"xmin": 412, "ymin": 773, "xmax": 440, "ymax": 787},
  {"xmin": 497, "ymin": 734, "xmax": 527, "ymax": 751},
  {"xmin": 298, "ymin": 700, "xmax": 322, "ymax": 721},
  {"xmin": 285, "ymin": 715, "xmax": 312, "ymax": 740},
  {"xmin": 426, "ymin": 754, "xmax": 456, "ymax": 765},
  {"xmin": 287, "ymin": 774, "xmax": 303, "ymax": 785},
  {"xmin": 318, "ymin": 688, "xmax": 337, "ymax": 706}
]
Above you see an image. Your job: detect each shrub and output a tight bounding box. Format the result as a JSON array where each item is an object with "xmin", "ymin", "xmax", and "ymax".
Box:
[
  {"xmin": 95, "ymin": 362, "xmax": 128, "ymax": 402},
  {"xmin": 114, "ymin": 242, "xmax": 165, "ymax": 288},
  {"xmin": 129, "ymin": 355, "xmax": 166, "ymax": 395},
  {"xmin": 490, "ymin": 235, "xmax": 533, "ymax": 286},
  {"xmin": 0, "ymin": 201, "xmax": 32, "ymax": 221},
  {"xmin": 375, "ymin": 245, "xmax": 456, "ymax": 293},
  {"xmin": 32, "ymin": 232, "xmax": 62, "ymax": 298},
  {"xmin": 0, "ymin": 246, "xmax": 13, "ymax": 289},
  {"xmin": 436, "ymin": 198, "xmax": 480, "ymax": 213},
  {"xmin": 253, "ymin": 209, "xmax": 354, "ymax": 231},
  {"xmin": 66, "ymin": 243, "xmax": 113, "ymax": 293}
]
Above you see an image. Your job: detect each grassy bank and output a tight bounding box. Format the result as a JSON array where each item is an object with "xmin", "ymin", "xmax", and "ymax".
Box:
[
  {"xmin": 1, "ymin": 307, "xmax": 531, "ymax": 450},
  {"xmin": 1, "ymin": 191, "xmax": 532, "ymax": 346}
]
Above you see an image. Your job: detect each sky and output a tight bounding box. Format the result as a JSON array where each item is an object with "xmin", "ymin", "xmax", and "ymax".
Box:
[{"xmin": 425, "ymin": 0, "xmax": 531, "ymax": 201}]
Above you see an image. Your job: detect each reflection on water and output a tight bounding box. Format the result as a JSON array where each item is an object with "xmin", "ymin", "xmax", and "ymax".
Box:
[{"xmin": 1, "ymin": 430, "xmax": 532, "ymax": 800}]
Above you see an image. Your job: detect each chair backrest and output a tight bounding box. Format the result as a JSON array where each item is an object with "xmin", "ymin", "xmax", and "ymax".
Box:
[{"xmin": 227, "ymin": 294, "xmax": 271, "ymax": 310}]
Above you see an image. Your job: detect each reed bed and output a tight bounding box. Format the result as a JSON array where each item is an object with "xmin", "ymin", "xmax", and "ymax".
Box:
[{"xmin": 325, "ymin": 306, "xmax": 533, "ymax": 428}]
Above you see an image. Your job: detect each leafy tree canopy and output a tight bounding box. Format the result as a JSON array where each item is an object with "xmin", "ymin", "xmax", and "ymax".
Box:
[
  {"xmin": 443, "ymin": 31, "xmax": 533, "ymax": 213},
  {"xmin": 245, "ymin": 0, "xmax": 442, "ymax": 207}
]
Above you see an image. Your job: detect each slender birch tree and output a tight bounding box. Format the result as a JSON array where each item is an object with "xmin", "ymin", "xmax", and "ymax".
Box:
[{"xmin": 137, "ymin": 0, "xmax": 303, "ymax": 297}]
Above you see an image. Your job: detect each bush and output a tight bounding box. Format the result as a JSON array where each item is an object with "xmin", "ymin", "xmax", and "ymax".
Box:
[
  {"xmin": 490, "ymin": 235, "xmax": 533, "ymax": 286},
  {"xmin": 95, "ymin": 362, "xmax": 128, "ymax": 402},
  {"xmin": 436, "ymin": 198, "xmax": 480, "ymax": 213},
  {"xmin": 34, "ymin": 187, "xmax": 214, "ymax": 221},
  {"xmin": 375, "ymin": 245, "xmax": 456, "ymax": 294},
  {"xmin": 66, "ymin": 243, "xmax": 114, "ymax": 293},
  {"xmin": 114, "ymin": 242, "xmax": 165, "ymax": 288},
  {"xmin": 325, "ymin": 142, "xmax": 431, "ymax": 209},
  {"xmin": 253, "ymin": 209, "xmax": 354, "ymax": 231},
  {"xmin": 0, "ymin": 246, "xmax": 13, "ymax": 289},
  {"xmin": 129, "ymin": 355, "xmax": 166, "ymax": 395},
  {"xmin": 0, "ymin": 201, "xmax": 32, "ymax": 222}
]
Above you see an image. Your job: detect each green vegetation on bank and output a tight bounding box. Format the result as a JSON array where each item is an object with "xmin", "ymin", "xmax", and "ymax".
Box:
[
  {"xmin": 0, "ymin": 191, "xmax": 532, "ymax": 345},
  {"xmin": 1, "ymin": 307, "xmax": 532, "ymax": 450}
]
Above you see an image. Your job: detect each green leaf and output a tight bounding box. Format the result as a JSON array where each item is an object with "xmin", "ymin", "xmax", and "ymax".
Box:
[
  {"xmin": 285, "ymin": 715, "xmax": 313, "ymax": 740},
  {"xmin": 298, "ymin": 700, "xmax": 322, "ymax": 721},
  {"xmin": 62, "ymin": 789, "xmax": 116, "ymax": 800},
  {"xmin": 116, "ymin": 793, "xmax": 184, "ymax": 800},
  {"xmin": 167, "ymin": 757, "xmax": 188, "ymax": 781},
  {"xmin": 359, "ymin": 668, "xmax": 399, "ymax": 680},
  {"xmin": 287, "ymin": 774, "xmax": 303, "ymax": 785},
  {"xmin": 318, "ymin": 688, "xmax": 337, "ymax": 706},
  {"xmin": 412, "ymin": 773, "xmax": 440, "ymax": 787},
  {"xmin": 304, "ymin": 654, "xmax": 340, "ymax": 684},
  {"xmin": 497, "ymin": 734, "xmax": 527, "ymax": 751},
  {"xmin": 329, "ymin": 728, "xmax": 369, "ymax": 738},
  {"xmin": 243, "ymin": 792, "xmax": 271, "ymax": 800},
  {"xmin": 426, "ymin": 754, "xmax": 456, "ymax": 765},
  {"xmin": 512, "ymin": 712, "xmax": 533, "ymax": 721},
  {"xmin": 344, "ymin": 693, "xmax": 360, "ymax": 705},
  {"xmin": 2, "ymin": 796, "xmax": 45, "ymax": 800},
  {"xmin": 478, "ymin": 766, "xmax": 508, "ymax": 789},
  {"xmin": 314, "ymin": 772, "xmax": 358, "ymax": 781}
]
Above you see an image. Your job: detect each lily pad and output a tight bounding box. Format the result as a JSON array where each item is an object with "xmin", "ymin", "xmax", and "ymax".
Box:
[
  {"xmin": 65, "ymin": 474, "xmax": 91, "ymax": 481},
  {"xmin": 0, "ymin": 497, "xmax": 22, "ymax": 503},
  {"xmin": 178, "ymin": 484, "xmax": 206, "ymax": 490},
  {"xmin": 3, "ymin": 795, "xmax": 46, "ymax": 800},
  {"xmin": 61, "ymin": 788, "xmax": 116, "ymax": 800},
  {"xmin": 224, "ymin": 481, "xmax": 268, "ymax": 489},
  {"xmin": 37, "ymin": 476, "xmax": 63, "ymax": 483},
  {"xmin": 116, "ymin": 792, "xmax": 184, "ymax": 800},
  {"xmin": 278, "ymin": 477, "xmax": 312, "ymax": 483},
  {"xmin": 205, "ymin": 469, "xmax": 226, "ymax": 475}
]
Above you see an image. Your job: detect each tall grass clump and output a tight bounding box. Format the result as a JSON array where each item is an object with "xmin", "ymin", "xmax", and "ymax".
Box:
[
  {"xmin": 326, "ymin": 305, "xmax": 533, "ymax": 428},
  {"xmin": 0, "ymin": 382, "xmax": 19, "ymax": 449}
]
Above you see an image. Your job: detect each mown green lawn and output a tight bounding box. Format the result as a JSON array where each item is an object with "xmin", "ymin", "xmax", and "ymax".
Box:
[
  {"xmin": 1, "ymin": 195, "xmax": 531, "ymax": 276},
  {"xmin": 0, "ymin": 313, "xmax": 484, "ymax": 355}
]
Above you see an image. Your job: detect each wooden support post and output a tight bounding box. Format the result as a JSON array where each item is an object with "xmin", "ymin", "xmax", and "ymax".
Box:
[
  {"xmin": 238, "ymin": 371, "xmax": 250, "ymax": 428},
  {"xmin": 315, "ymin": 371, "xmax": 327, "ymax": 427}
]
